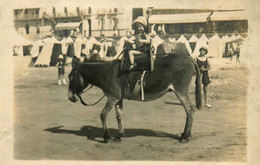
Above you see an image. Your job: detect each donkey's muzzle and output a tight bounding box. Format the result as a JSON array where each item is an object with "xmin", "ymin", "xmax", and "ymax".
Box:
[{"xmin": 68, "ymin": 91, "xmax": 78, "ymax": 103}]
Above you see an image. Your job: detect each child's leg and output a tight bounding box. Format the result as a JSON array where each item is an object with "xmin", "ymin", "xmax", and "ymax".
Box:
[
  {"xmin": 203, "ymin": 84, "xmax": 211, "ymax": 107},
  {"xmin": 58, "ymin": 74, "xmax": 62, "ymax": 85},
  {"xmin": 62, "ymin": 74, "xmax": 67, "ymax": 84},
  {"xmin": 129, "ymin": 50, "xmax": 142, "ymax": 65}
]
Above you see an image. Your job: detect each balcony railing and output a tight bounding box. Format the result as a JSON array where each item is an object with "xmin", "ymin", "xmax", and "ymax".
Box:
[{"xmin": 14, "ymin": 15, "xmax": 41, "ymax": 20}]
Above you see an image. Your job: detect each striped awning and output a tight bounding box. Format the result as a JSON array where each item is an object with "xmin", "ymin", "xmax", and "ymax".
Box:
[
  {"xmin": 149, "ymin": 12, "xmax": 211, "ymax": 24},
  {"xmin": 55, "ymin": 22, "xmax": 82, "ymax": 30}
]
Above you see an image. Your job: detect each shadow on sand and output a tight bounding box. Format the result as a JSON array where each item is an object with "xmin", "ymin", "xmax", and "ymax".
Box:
[{"xmin": 44, "ymin": 125, "xmax": 180, "ymax": 143}]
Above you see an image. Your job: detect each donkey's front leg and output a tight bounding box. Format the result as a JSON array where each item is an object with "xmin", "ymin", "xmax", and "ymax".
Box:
[
  {"xmin": 100, "ymin": 98, "xmax": 117, "ymax": 143},
  {"xmin": 115, "ymin": 100, "xmax": 124, "ymax": 141}
]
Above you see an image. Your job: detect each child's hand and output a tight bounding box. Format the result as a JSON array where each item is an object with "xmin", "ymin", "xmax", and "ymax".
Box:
[
  {"xmin": 200, "ymin": 66, "xmax": 206, "ymax": 72},
  {"xmin": 128, "ymin": 38, "xmax": 135, "ymax": 44}
]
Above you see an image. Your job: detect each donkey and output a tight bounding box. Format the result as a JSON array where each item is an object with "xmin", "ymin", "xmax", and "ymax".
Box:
[{"xmin": 68, "ymin": 54, "xmax": 202, "ymax": 143}]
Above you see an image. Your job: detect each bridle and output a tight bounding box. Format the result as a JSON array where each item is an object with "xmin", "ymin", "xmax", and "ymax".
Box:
[{"xmin": 71, "ymin": 67, "xmax": 105, "ymax": 106}]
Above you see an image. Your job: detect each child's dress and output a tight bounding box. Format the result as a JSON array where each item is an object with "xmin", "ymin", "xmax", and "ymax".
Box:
[
  {"xmin": 196, "ymin": 57, "xmax": 210, "ymax": 85},
  {"xmin": 58, "ymin": 60, "xmax": 65, "ymax": 78}
]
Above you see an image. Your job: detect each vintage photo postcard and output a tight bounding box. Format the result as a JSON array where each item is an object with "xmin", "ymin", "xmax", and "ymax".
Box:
[{"xmin": 0, "ymin": 0, "xmax": 260, "ymax": 164}]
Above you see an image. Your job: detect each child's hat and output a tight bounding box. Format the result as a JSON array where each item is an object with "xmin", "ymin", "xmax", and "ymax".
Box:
[
  {"xmin": 58, "ymin": 55, "xmax": 64, "ymax": 59},
  {"xmin": 132, "ymin": 16, "xmax": 147, "ymax": 28},
  {"xmin": 199, "ymin": 46, "xmax": 208, "ymax": 53}
]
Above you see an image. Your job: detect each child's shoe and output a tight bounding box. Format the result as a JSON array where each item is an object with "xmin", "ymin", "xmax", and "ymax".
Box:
[
  {"xmin": 206, "ymin": 103, "xmax": 212, "ymax": 108},
  {"xmin": 129, "ymin": 63, "xmax": 137, "ymax": 71},
  {"xmin": 62, "ymin": 78, "xmax": 67, "ymax": 85}
]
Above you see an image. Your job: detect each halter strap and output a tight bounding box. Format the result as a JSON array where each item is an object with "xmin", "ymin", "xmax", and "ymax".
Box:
[{"xmin": 78, "ymin": 95, "xmax": 105, "ymax": 106}]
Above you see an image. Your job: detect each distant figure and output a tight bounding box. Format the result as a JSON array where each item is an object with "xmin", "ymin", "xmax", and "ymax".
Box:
[
  {"xmin": 235, "ymin": 44, "xmax": 241, "ymax": 63},
  {"xmin": 157, "ymin": 24, "xmax": 164, "ymax": 35},
  {"xmin": 162, "ymin": 24, "xmax": 166, "ymax": 35},
  {"xmin": 229, "ymin": 48, "xmax": 234, "ymax": 63},
  {"xmin": 57, "ymin": 55, "xmax": 67, "ymax": 85},
  {"xmin": 196, "ymin": 46, "xmax": 212, "ymax": 108},
  {"xmin": 89, "ymin": 50, "xmax": 101, "ymax": 61},
  {"xmin": 150, "ymin": 24, "xmax": 157, "ymax": 36}
]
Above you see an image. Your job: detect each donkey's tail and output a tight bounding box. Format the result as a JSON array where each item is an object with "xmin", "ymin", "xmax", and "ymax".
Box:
[{"xmin": 194, "ymin": 62, "xmax": 202, "ymax": 110}]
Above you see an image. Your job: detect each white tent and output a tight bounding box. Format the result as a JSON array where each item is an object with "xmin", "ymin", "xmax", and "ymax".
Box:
[
  {"xmin": 34, "ymin": 37, "xmax": 62, "ymax": 66},
  {"xmin": 229, "ymin": 34, "xmax": 237, "ymax": 41},
  {"xmin": 81, "ymin": 37, "xmax": 88, "ymax": 43},
  {"xmin": 189, "ymin": 35, "xmax": 199, "ymax": 53},
  {"xmin": 152, "ymin": 35, "xmax": 165, "ymax": 55},
  {"xmin": 168, "ymin": 37, "xmax": 176, "ymax": 43},
  {"xmin": 208, "ymin": 33, "xmax": 221, "ymax": 58},
  {"xmin": 189, "ymin": 35, "xmax": 199, "ymax": 42},
  {"xmin": 30, "ymin": 39, "xmax": 44, "ymax": 58},
  {"xmin": 13, "ymin": 32, "xmax": 33, "ymax": 56},
  {"xmin": 175, "ymin": 35, "xmax": 192, "ymax": 55},
  {"xmin": 74, "ymin": 37, "xmax": 84, "ymax": 58},
  {"xmin": 220, "ymin": 35, "xmax": 231, "ymax": 57},
  {"xmin": 199, "ymin": 34, "xmax": 209, "ymax": 44}
]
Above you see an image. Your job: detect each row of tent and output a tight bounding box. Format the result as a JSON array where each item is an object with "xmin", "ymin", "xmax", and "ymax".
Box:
[
  {"xmin": 27, "ymin": 36, "xmax": 104, "ymax": 67},
  {"xmin": 14, "ymin": 33, "xmax": 246, "ymax": 67},
  {"xmin": 164, "ymin": 33, "xmax": 245, "ymax": 58}
]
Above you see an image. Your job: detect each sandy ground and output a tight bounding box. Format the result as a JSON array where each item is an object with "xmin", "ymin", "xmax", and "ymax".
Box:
[{"xmin": 13, "ymin": 57, "xmax": 247, "ymax": 161}]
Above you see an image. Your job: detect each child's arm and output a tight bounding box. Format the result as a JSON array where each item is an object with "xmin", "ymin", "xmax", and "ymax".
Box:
[
  {"xmin": 203, "ymin": 58, "xmax": 211, "ymax": 71},
  {"xmin": 125, "ymin": 36, "xmax": 135, "ymax": 44},
  {"xmin": 139, "ymin": 33, "xmax": 151, "ymax": 44}
]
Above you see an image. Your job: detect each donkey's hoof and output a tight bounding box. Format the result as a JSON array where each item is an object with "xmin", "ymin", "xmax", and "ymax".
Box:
[
  {"xmin": 119, "ymin": 133, "xmax": 124, "ymax": 138},
  {"xmin": 103, "ymin": 136, "xmax": 110, "ymax": 143},
  {"xmin": 180, "ymin": 137, "xmax": 190, "ymax": 143},
  {"xmin": 180, "ymin": 133, "xmax": 191, "ymax": 143},
  {"xmin": 114, "ymin": 136, "xmax": 121, "ymax": 142}
]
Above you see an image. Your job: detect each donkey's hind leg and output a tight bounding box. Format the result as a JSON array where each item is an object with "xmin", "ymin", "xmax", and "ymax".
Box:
[
  {"xmin": 174, "ymin": 88, "xmax": 195, "ymax": 143},
  {"xmin": 100, "ymin": 98, "xmax": 117, "ymax": 143},
  {"xmin": 115, "ymin": 100, "xmax": 124, "ymax": 141}
]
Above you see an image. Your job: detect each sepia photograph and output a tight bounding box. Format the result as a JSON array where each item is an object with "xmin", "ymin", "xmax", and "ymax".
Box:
[{"xmin": 0, "ymin": 0, "xmax": 260, "ymax": 164}]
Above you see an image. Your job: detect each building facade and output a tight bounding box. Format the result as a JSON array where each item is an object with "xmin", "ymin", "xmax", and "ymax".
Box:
[{"xmin": 13, "ymin": 7, "xmax": 248, "ymax": 41}]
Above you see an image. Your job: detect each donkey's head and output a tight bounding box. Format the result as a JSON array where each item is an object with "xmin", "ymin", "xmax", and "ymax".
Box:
[{"xmin": 68, "ymin": 57, "xmax": 89, "ymax": 103}]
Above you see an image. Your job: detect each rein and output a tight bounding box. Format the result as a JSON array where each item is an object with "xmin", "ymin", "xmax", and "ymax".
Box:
[
  {"xmin": 81, "ymin": 84, "xmax": 94, "ymax": 93},
  {"xmin": 73, "ymin": 67, "xmax": 105, "ymax": 107}
]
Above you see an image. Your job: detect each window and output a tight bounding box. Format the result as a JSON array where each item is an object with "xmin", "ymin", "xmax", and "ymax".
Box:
[
  {"xmin": 14, "ymin": 10, "xmax": 18, "ymax": 15},
  {"xmin": 24, "ymin": 9, "xmax": 28, "ymax": 14},
  {"xmin": 88, "ymin": 7, "xmax": 91, "ymax": 14},
  {"xmin": 36, "ymin": 23, "xmax": 40, "ymax": 34},
  {"xmin": 101, "ymin": 18, "xmax": 104, "ymax": 30},
  {"xmin": 113, "ymin": 18, "xmax": 118, "ymax": 30},
  {"xmin": 132, "ymin": 8, "xmax": 143, "ymax": 21},
  {"xmin": 76, "ymin": 7, "xmax": 80, "ymax": 16},
  {"xmin": 25, "ymin": 24, "xmax": 29, "ymax": 34},
  {"xmin": 64, "ymin": 7, "xmax": 68, "ymax": 16}
]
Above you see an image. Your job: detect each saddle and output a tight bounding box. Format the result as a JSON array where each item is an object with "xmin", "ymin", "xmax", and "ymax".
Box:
[
  {"xmin": 124, "ymin": 70, "xmax": 147, "ymax": 101},
  {"xmin": 120, "ymin": 42, "xmax": 155, "ymax": 73}
]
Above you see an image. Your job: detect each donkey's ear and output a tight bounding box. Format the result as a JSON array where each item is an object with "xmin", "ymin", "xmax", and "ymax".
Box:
[{"xmin": 72, "ymin": 56, "xmax": 79, "ymax": 68}]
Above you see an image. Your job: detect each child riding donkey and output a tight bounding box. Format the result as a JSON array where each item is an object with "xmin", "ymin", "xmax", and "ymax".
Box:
[{"xmin": 127, "ymin": 16, "xmax": 151, "ymax": 70}]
